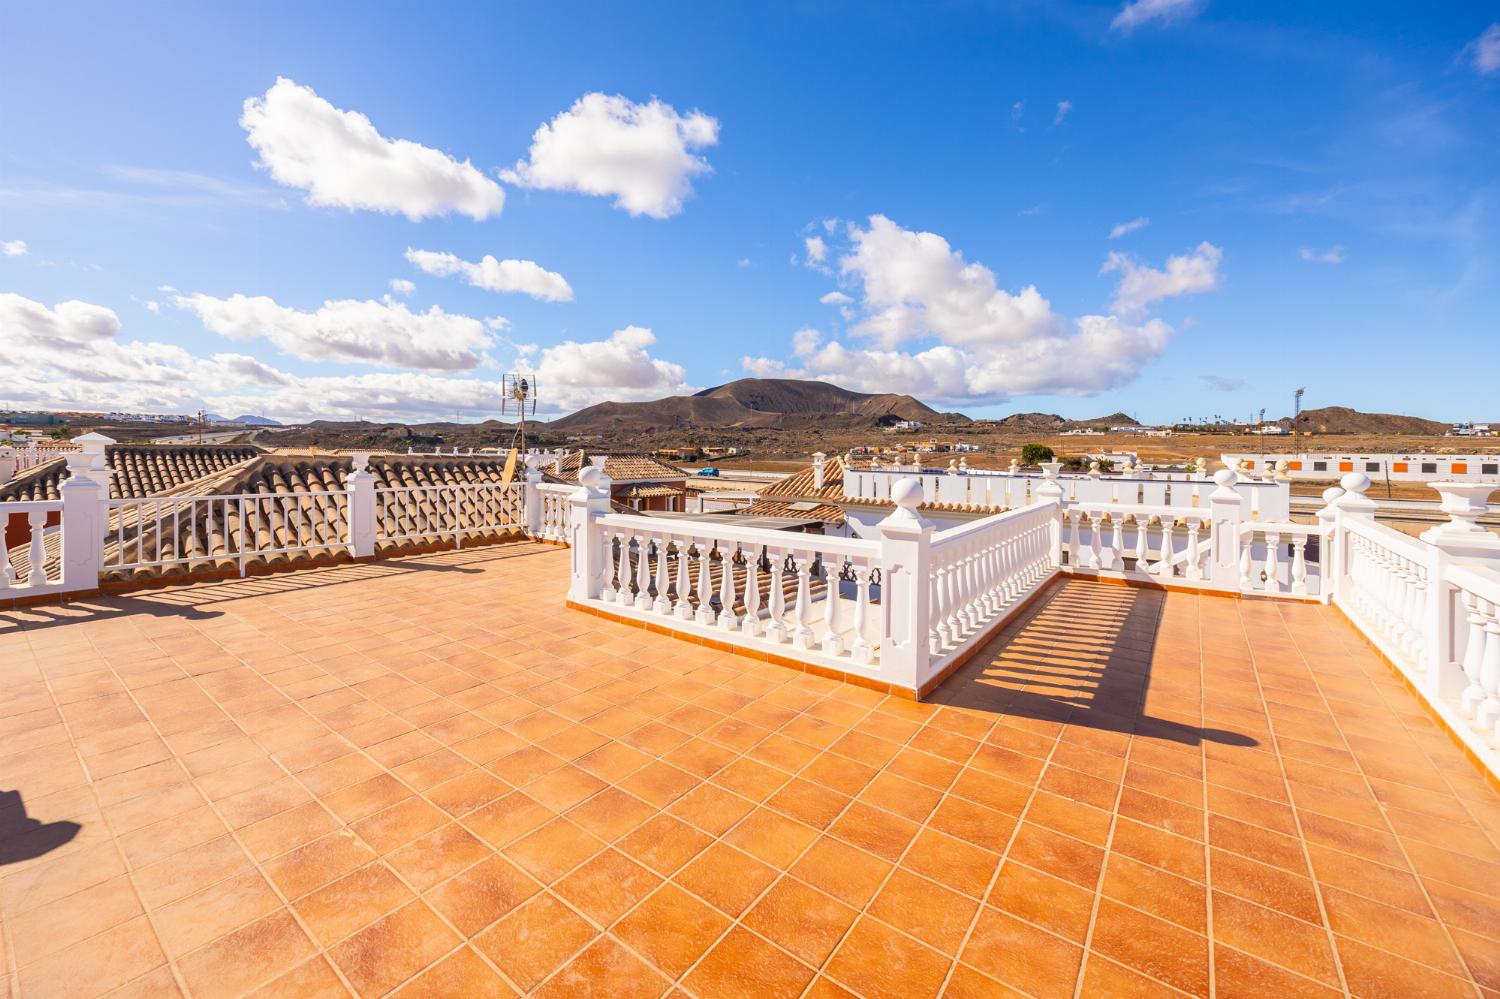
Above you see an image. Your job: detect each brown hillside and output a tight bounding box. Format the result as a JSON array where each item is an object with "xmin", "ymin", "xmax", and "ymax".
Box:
[
  {"xmin": 1282, "ymin": 407, "xmax": 1448, "ymax": 436},
  {"xmin": 548, "ymin": 378, "xmax": 967, "ymax": 434}
]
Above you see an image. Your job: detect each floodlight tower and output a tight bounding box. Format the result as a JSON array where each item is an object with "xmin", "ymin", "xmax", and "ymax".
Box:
[
  {"xmin": 1293, "ymin": 387, "xmax": 1305, "ymax": 442},
  {"xmin": 503, "ymin": 374, "xmax": 537, "ymax": 452}
]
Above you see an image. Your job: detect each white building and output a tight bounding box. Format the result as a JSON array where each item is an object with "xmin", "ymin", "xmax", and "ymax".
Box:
[{"xmin": 1222, "ymin": 451, "xmax": 1500, "ymax": 483}]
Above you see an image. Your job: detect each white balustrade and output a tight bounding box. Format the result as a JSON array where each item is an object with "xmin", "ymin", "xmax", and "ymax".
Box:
[
  {"xmin": 534, "ymin": 483, "xmax": 574, "ymax": 541},
  {"xmin": 1236, "ymin": 522, "xmax": 1322, "ymax": 596},
  {"xmin": 0, "ymin": 501, "xmax": 64, "ymax": 592},
  {"xmin": 374, "ymin": 482, "xmax": 523, "ymax": 549}
]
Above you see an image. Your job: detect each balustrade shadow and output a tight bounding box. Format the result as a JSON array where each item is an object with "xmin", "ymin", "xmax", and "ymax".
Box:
[
  {"xmin": 928, "ymin": 580, "xmax": 1257, "ymax": 747},
  {"xmin": 0, "ymin": 540, "xmax": 559, "ymax": 636},
  {"xmin": 0, "ymin": 790, "xmax": 80, "ymax": 865}
]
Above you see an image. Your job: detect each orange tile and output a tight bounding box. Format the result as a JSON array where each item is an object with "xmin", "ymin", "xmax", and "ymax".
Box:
[
  {"xmin": 617, "ymin": 813, "xmax": 713, "ymax": 876},
  {"xmin": 9, "ymin": 874, "xmax": 144, "ymax": 965},
  {"xmin": 153, "ymin": 869, "xmax": 284, "ymax": 957},
  {"xmin": 387, "ymin": 822, "xmax": 493, "ymax": 891},
  {"xmin": 684, "ymin": 926, "xmax": 815, "ymax": 999},
  {"xmin": 614, "ymin": 883, "xmax": 731, "ymax": 978},
  {"xmin": 390, "ymin": 946, "xmax": 515, "ymax": 998},
  {"xmin": 178, "ymin": 909, "xmax": 316, "ymax": 999},
  {"xmin": 534, "ymin": 935, "xmax": 668, "ymax": 999},
  {"xmin": 16, "ymin": 916, "xmax": 166, "ymax": 999},
  {"xmin": 474, "ymin": 893, "xmax": 599, "ymax": 991},
  {"xmin": 901, "ymin": 827, "xmax": 1000, "ymax": 898},
  {"xmin": 295, "ymin": 862, "xmax": 414, "ymax": 947},
  {"xmin": 1089, "ymin": 897, "xmax": 1209, "ymax": 996},
  {"xmin": 351, "ymin": 795, "xmax": 448, "ymax": 854},
  {"xmin": 554, "ymin": 848, "xmax": 662, "ymax": 926},
  {"xmin": 464, "ymin": 791, "xmax": 557, "ymax": 849},
  {"xmin": 825, "ymin": 915, "xmax": 953, "ymax": 999},
  {"xmin": 264, "ymin": 831, "xmax": 377, "ymax": 900},
  {"xmin": 328, "ymin": 901, "xmax": 461, "ymax": 997},
  {"xmin": 745, "ymin": 876, "xmax": 858, "ymax": 966},
  {"xmin": 987, "ymin": 861, "xmax": 1095, "ymax": 943},
  {"xmin": 1213, "ymin": 946, "xmax": 1342, "ymax": 998},
  {"xmin": 1210, "ymin": 890, "xmax": 1341, "ymax": 987},
  {"xmin": 675, "ymin": 841, "xmax": 778, "ymax": 916},
  {"xmin": 868, "ymin": 868, "xmax": 978, "ymax": 955},
  {"xmin": 426, "ymin": 768, "xmax": 510, "ymax": 817},
  {"xmin": 961, "ymin": 905, "xmax": 1082, "ymax": 999},
  {"xmin": 504, "ymin": 817, "xmax": 606, "ymax": 884}
]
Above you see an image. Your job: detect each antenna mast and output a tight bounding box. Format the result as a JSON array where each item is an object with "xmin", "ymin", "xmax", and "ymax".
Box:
[{"xmin": 503, "ymin": 374, "xmax": 537, "ymax": 453}]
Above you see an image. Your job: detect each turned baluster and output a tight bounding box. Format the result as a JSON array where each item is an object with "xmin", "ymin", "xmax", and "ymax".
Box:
[
  {"xmin": 792, "ymin": 553, "xmax": 816, "ymax": 649},
  {"xmin": 1133, "ymin": 515, "xmax": 1149, "ymax": 569},
  {"xmin": 26, "ymin": 510, "xmax": 46, "ymax": 585},
  {"xmin": 674, "ymin": 536, "xmax": 693, "ymax": 620},
  {"xmin": 0, "ymin": 523, "xmax": 14, "ymax": 587},
  {"xmin": 930, "ymin": 566, "xmax": 949, "ymax": 651},
  {"xmin": 766, "ymin": 550, "xmax": 789, "ymax": 642},
  {"xmin": 1108, "ymin": 514, "xmax": 1124, "ymax": 571},
  {"xmin": 1067, "ymin": 510, "xmax": 1080, "ymax": 567},
  {"xmin": 1263, "ymin": 532, "xmax": 1283, "ymax": 593},
  {"xmin": 822, "ymin": 558, "xmax": 844, "ymax": 655},
  {"xmin": 851, "ymin": 566, "xmax": 873, "ymax": 663},
  {"xmin": 1290, "ymin": 536, "xmax": 1308, "ymax": 595},
  {"xmin": 1461, "ymin": 592, "xmax": 1489, "ymax": 717},
  {"xmin": 715, "ymin": 544, "xmax": 738, "ymax": 630},
  {"xmin": 1185, "ymin": 517, "xmax": 1203, "ymax": 581},
  {"xmin": 695, "ymin": 540, "xmax": 716, "ymax": 624},
  {"xmin": 1403, "ymin": 562, "xmax": 1427, "ymax": 665},
  {"xmin": 741, "ymin": 546, "xmax": 762, "ymax": 637},
  {"xmin": 1477, "ymin": 600, "xmax": 1500, "ymax": 732},
  {"xmin": 944, "ymin": 556, "xmax": 964, "ymax": 639},
  {"xmin": 1238, "ymin": 532, "xmax": 1254, "ymax": 591},
  {"xmin": 653, "ymin": 538, "xmax": 671, "ymax": 614},
  {"xmin": 1157, "ymin": 519, "xmax": 1176, "ymax": 576},
  {"xmin": 634, "ymin": 534, "xmax": 653, "ymax": 610}
]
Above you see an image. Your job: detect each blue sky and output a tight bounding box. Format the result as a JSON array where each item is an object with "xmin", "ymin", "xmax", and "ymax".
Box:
[{"xmin": 2, "ymin": 1, "xmax": 1497, "ymax": 424}]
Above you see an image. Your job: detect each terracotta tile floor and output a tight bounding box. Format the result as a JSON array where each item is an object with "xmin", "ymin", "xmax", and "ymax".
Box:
[{"xmin": 3, "ymin": 542, "xmax": 1500, "ymax": 998}]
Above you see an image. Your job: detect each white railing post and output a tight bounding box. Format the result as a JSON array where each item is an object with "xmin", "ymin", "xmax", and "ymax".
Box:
[
  {"xmin": 1315, "ymin": 485, "xmax": 1344, "ymax": 604},
  {"xmin": 1421, "ymin": 483, "xmax": 1500, "ymax": 701},
  {"xmin": 876, "ymin": 478, "xmax": 933, "ymax": 691},
  {"xmin": 346, "ymin": 452, "xmax": 377, "ymax": 558},
  {"xmin": 568, "ymin": 466, "xmax": 612, "ymax": 602},
  {"xmin": 523, "ymin": 454, "xmax": 543, "ymax": 538},
  {"xmin": 1332, "ymin": 473, "xmax": 1377, "ymax": 590},
  {"xmin": 0, "ymin": 445, "xmax": 15, "ymax": 486},
  {"xmin": 1034, "ymin": 462, "xmax": 1065, "ymax": 566},
  {"xmin": 58, "ymin": 452, "xmax": 105, "ymax": 592},
  {"xmin": 1208, "ymin": 469, "xmax": 1242, "ymax": 587}
]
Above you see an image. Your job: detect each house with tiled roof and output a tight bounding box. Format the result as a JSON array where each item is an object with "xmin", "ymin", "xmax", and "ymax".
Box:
[{"xmin": 545, "ymin": 450, "xmax": 690, "ymax": 513}]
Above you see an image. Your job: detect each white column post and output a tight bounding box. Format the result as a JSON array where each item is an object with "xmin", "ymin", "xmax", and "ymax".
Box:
[
  {"xmin": 876, "ymin": 478, "xmax": 933, "ymax": 693},
  {"xmin": 1332, "ymin": 473, "xmax": 1377, "ymax": 591},
  {"xmin": 1421, "ymin": 483, "xmax": 1500, "ymax": 700},
  {"xmin": 58, "ymin": 452, "xmax": 105, "ymax": 592},
  {"xmin": 0, "ymin": 445, "xmax": 15, "ymax": 486},
  {"xmin": 345, "ymin": 452, "xmax": 377, "ymax": 558},
  {"xmin": 567, "ymin": 466, "xmax": 613, "ymax": 602},
  {"xmin": 522, "ymin": 454, "xmax": 543, "ymax": 538},
  {"xmin": 1314, "ymin": 485, "xmax": 1344, "ymax": 604},
  {"xmin": 1034, "ymin": 462, "xmax": 1065, "ymax": 567},
  {"xmin": 1207, "ymin": 468, "xmax": 1243, "ymax": 588}
]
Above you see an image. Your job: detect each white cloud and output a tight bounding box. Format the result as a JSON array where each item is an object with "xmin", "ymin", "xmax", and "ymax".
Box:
[
  {"xmin": 1102, "ymin": 241, "xmax": 1222, "ymax": 316},
  {"xmin": 1469, "ymin": 24, "xmax": 1500, "ymax": 74},
  {"xmin": 742, "ymin": 215, "xmax": 1222, "ymax": 405},
  {"xmin": 1054, "ymin": 100, "xmax": 1073, "ymax": 125},
  {"xmin": 528, "ymin": 326, "xmax": 694, "ymax": 410},
  {"xmin": 805, "ymin": 236, "xmax": 828, "ymax": 264},
  {"xmin": 819, "ymin": 291, "xmax": 852, "ymax": 306},
  {"xmin": 241, "ymin": 77, "xmax": 504, "ymax": 221},
  {"xmin": 1111, "ymin": 0, "xmax": 1201, "ymax": 33},
  {"xmin": 174, "ymin": 292, "xmax": 494, "ymax": 371},
  {"xmin": 1010, "ymin": 101, "xmax": 1025, "ymax": 122},
  {"xmin": 1200, "ymin": 374, "xmax": 1244, "ymax": 392},
  {"xmin": 403, "ymin": 248, "xmax": 572, "ymax": 302},
  {"xmin": 502, "ymin": 93, "xmax": 718, "ymax": 219},
  {"xmin": 1299, "ymin": 245, "xmax": 1346, "ymax": 264},
  {"xmin": 143, "ymin": 300, "xmax": 162, "ymax": 313},
  {"xmin": 736, "ymin": 258, "xmax": 753, "ymax": 268},
  {"xmin": 2, "ymin": 239, "xmax": 27, "ymax": 256},
  {"xmin": 1108, "ymin": 216, "xmax": 1150, "ymax": 239},
  {"xmin": 839, "ymin": 214, "xmax": 1064, "ymax": 349},
  {"xmin": 2, "ymin": 293, "xmax": 694, "ymax": 423},
  {"xmin": 389, "ymin": 278, "xmax": 416, "ymax": 296}
]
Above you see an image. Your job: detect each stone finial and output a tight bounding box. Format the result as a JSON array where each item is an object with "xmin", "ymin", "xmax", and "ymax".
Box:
[
  {"xmin": 1213, "ymin": 468, "xmax": 1237, "ymax": 488},
  {"xmin": 579, "ymin": 465, "xmax": 602, "ymax": 491},
  {"xmin": 349, "ymin": 451, "xmax": 372, "ymax": 474},
  {"xmin": 1088, "ymin": 460, "xmax": 1101, "ymax": 477},
  {"xmin": 947, "ymin": 459, "xmax": 958, "ymax": 474},
  {"xmin": 888, "ymin": 476, "xmax": 925, "ymax": 521},
  {"xmin": 1321, "ymin": 485, "xmax": 1345, "ymax": 505},
  {"xmin": 812, "ymin": 451, "xmax": 827, "ymax": 490},
  {"xmin": 958, "ymin": 457, "xmax": 969, "ymax": 472},
  {"xmin": 1195, "ymin": 456, "xmax": 1209, "ymax": 475},
  {"xmin": 1274, "ymin": 459, "xmax": 1290, "ymax": 480},
  {"xmin": 1039, "ymin": 461, "xmax": 1062, "ymax": 479},
  {"xmin": 1421, "ymin": 483, "xmax": 1500, "ymax": 558},
  {"xmin": 1008, "ymin": 459, "xmax": 1019, "ymax": 474}
]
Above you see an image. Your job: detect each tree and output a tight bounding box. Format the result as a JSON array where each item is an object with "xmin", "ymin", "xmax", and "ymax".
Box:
[{"xmin": 1020, "ymin": 443, "xmax": 1054, "ymax": 466}]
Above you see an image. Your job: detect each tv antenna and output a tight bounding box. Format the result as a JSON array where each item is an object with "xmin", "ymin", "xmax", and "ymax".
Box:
[{"xmin": 503, "ymin": 374, "xmax": 537, "ymax": 452}]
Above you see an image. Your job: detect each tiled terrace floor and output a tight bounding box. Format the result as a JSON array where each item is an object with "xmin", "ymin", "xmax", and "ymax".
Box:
[{"xmin": 3, "ymin": 543, "xmax": 1499, "ymax": 998}]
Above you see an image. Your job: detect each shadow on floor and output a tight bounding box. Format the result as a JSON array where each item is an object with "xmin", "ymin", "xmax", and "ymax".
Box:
[
  {"xmin": 928, "ymin": 580, "xmax": 1257, "ymax": 748},
  {"xmin": 0, "ymin": 541, "xmax": 559, "ymax": 636},
  {"xmin": 0, "ymin": 790, "xmax": 80, "ymax": 866}
]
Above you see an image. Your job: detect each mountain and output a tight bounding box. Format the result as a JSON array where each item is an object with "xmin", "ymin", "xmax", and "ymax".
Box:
[
  {"xmin": 1280, "ymin": 406, "xmax": 1449, "ymax": 436},
  {"xmin": 982, "ymin": 411, "xmax": 1140, "ymax": 430},
  {"xmin": 548, "ymin": 378, "xmax": 967, "ymax": 434},
  {"xmin": 233, "ymin": 414, "xmax": 281, "ymax": 426}
]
